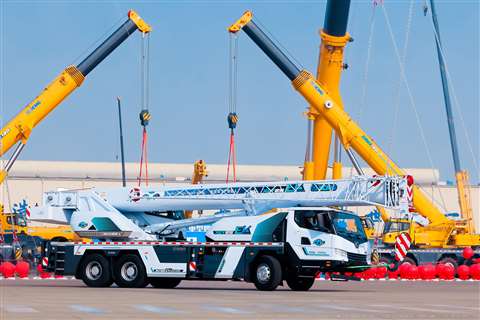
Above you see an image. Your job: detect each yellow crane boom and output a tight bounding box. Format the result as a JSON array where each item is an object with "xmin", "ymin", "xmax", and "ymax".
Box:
[
  {"xmin": 228, "ymin": 11, "xmax": 450, "ymax": 227},
  {"xmin": 0, "ymin": 10, "xmax": 151, "ymax": 185},
  {"xmin": 303, "ymin": 2, "xmax": 350, "ymax": 181}
]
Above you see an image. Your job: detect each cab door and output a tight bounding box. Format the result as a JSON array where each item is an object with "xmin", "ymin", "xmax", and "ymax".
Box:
[{"xmin": 286, "ymin": 211, "xmax": 335, "ymax": 261}]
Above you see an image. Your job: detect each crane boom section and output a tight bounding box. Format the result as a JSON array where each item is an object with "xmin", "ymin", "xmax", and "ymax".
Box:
[
  {"xmin": 228, "ymin": 12, "xmax": 450, "ymax": 226},
  {"xmin": 307, "ymin": 0, "xmax": 351, "ymax": 181},
  {"xmin": 0, "ymin": 10, "xmax": 151, "ymax": 183},
  {"xmin": 0, "ymin": 66, "xmax": 84, "ymax": 156}
]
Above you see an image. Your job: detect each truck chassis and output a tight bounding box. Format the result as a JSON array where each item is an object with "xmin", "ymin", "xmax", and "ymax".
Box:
[{"xmin": 45, "ymin": 239, "xmax": 367, "ymax": 291}]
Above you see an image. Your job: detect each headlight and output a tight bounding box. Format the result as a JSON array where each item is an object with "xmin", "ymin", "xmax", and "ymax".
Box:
[{"xmin": 335, "ymin": 248, "xmax": 347, "ymax": 258}]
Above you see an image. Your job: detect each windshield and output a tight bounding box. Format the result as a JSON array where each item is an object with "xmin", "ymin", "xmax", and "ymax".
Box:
[
  {"xmin": 294, "ymin": 210, "xmax": 333, "ymax": 233},
  {"xmin": 383, "ymin": 221, "xmax": 409, "ymax": 233},
  {"xmin": 332, "ymin": 212, "xmax": 367, "ymax": 244}
]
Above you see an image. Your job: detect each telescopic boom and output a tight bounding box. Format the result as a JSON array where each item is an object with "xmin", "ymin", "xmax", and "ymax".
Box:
[
  {"xmin": 228, "ymin": 11, "xmax": 449, "ymax": 226},
  {"xmin": 0, "ymin": 10, "xmax": 151, "ymax": 184}
]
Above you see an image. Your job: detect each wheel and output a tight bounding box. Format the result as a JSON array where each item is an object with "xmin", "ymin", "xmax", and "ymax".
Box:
[
  {"xmin": 379, "ymin": 255, "xmax": 393, "ymax": 265},
  {"xmin": 286, "ymin": 274, "xmax": 315, "ymax": 291},
  {"xmin": 113, "ymin": 254, "xmax": 148, "ymax": 288},
  {"xmin": 400, "ymin": 257, "xmax": 416, "ymax": 266},
  {"xmin": 438, "ymin": 257, "xmax": 458, "ymax": 270},
  {"xmin": 79, "ymin": 254, "xmax": 113, "ymax": 287},
  {"xmin": 149, "ymin": 277, "xmax": 182, "ymax": 289},
  {"xmin": 252, "ymin": 255, "xmax": 282, "ymax": 291}
]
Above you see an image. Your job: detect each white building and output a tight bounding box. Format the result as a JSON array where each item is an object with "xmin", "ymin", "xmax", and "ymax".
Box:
[{"xmin": 2, "ymin": 160, "xmax": 478, "ymax": 230}]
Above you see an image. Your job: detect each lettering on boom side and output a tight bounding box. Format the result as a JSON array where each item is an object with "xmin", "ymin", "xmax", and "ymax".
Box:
[
  {"xmin": 25, "ymin": 101, "xmax": 41, "ymax": 115},
  {"xmin": 0, "ymin": 128, "xmax": 11, "ymax": 139},
  {"xmin": 361, "ymin": 135, "xmax": 373, "ymax": 146},
  {"xmin": 310, "ymin": 81, "xmax": 324, "ymax": 95}
]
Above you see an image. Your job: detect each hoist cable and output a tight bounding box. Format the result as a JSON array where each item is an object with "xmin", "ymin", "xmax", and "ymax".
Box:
[
  {"xmin": 388, "ymin": 0, "xmax": 414, "ymax": 156},
  {"xmin": 226, "ymin": 34, "xmax": 239, "ymax": 183},
  {"xmin": 426, "ymin": 6, "xmax": 480, "ymax": 177},
  {"xmin": 255, "ymin": 15, "xmax": 304, "ymax": 71},
  {"xmin": 72, "ymin": 15, "xmax": 125, "ymax": 66},
  {"xmin": 357, "ymin": 2, "xmax": 377, "ymax": 122},
  {"xmin": 138, "ymin": 33, "xmax": 151, "ymax": 186},
  {"xmin": 382, "ymin": 4, "xmax": 447, "ymax": 211}
]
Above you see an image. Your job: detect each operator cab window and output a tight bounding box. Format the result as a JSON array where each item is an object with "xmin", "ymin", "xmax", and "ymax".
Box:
[
  {"xmin": 384, "ymin": 221, "xmax": 409, "ymax": 233},
  {"xmin": 294, "ymin": 210, "xmax": 333, "ymax": 233}
]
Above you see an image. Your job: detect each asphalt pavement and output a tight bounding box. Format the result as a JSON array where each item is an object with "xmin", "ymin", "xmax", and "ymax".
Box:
[{"xmin": 0, "ymin": 279, "xmax": 478, "ymax": 319}]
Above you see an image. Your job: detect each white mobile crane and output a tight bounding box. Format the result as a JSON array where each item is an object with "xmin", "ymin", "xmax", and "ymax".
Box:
[{"xmin": 34, "ymin": 176, "xmax": 408, "ymax": 290}]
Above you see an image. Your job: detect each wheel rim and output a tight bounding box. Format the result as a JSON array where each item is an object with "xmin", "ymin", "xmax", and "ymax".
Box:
[
  {"xmin": 121, "ymin": 261, "xmax": 138, "ymax": 281},
  {"xmin": 256, "ymin": 263, "xmax": 271, "ymax": 284},
  {"xmin": 85, "ymin": 261, "xmax": 102, "ymax": 281}
]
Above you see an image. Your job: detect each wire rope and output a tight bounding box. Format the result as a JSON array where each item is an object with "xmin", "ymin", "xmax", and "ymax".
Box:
[{"xmin": 382, "ymin": 3, "xmax": 448, "ymax": 211}]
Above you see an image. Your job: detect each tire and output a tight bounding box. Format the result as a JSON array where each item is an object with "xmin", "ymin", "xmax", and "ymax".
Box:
[
  {"xmin": 286, "ymin": 274, "xmax": 315, "ymax": 291},
  {"xmin": 149, "ymin": 277, "xmax": 182, "ymax": 289},
  {"xmin": 252, "ymin": 255, "xmax": 282, "ymax": 291},
  {"xmin": 438, "ymin": 257, "xmax": 458, "ymax": 270},
  {"xmin": 401, "ymin": 257, "xmax": 417, "ymax": 266},
  {"xmin": 79, "ymin": 254, "xmax": 113, "ymax": 287},
  {"xmin": 113, "ymin": 254, "xmax": 148, "ymax": 288},
  {"xmin": 379, "ymin": 255, "xmax": 393, "ymax": 265}
]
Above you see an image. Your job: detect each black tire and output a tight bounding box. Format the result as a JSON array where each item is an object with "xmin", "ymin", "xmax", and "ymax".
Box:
[
  {"xmin": 149, "ymin": 277, "xmax": 182, "ymax": 289},
  {"xmin": 438, "ymin": 257, "xmax": 458, "ymax": 271},
  {"xmin": 401, "ymin": 257, "xmax": 417, "ymax": 266},
  {"xmin": 113, "ymin": 254, "xmax": 148, "ymax": 288},
  {"xmin": 79, "ymin": 254, "xmax": 113, "ymax": 287},
  {"xmin": 286, "ymin": 274, "xmax": 315, "ymax": 291},
  {"xmin": 252, "ymin": 255, "xmax": 282, "ymax": 291}
]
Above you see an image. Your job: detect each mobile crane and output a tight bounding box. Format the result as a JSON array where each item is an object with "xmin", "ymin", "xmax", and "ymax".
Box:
[
  {"xmin": 227, "ymin": 10, "xmax": 479, "ymax": 260},
  {"xmin": 376, "ymin": 0, "xmax": 478, "ymax": 267},
  {"xmin": 0, "ymin": 10, "xmax": 151, "ymax": 244},
  {"xmin": 184, "ymin": 160, "xmax": 208, "ymax": 219},
  {"xmin": 309, "ymin": 0, "xmax": 478, "ymax": 266},
  {"xmin": 37, "ymin": 175, "xmax": 408, "ymax": 290}
]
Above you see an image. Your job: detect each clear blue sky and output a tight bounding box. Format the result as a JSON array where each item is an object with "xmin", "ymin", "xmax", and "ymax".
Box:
[{"xmin": 1, "ymin": 1, "xmax": 478, "ymax": 184}]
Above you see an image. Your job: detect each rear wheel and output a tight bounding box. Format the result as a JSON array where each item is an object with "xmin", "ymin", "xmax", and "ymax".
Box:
[
  {"xmin": 113, "ymin": 254, "xmax": 148, "ymax": 288},
  {"xmin": 80, "ymin": 254, "xmax": 113, "ymax": 287},
  {"xmin": 252, "ymin": 256, "xmax": 282, "ymax": 291},
  {"xmin": 401, "ymin": 257, "xmax": 417, "ymax": 266},
  {"xmin": 438, "ymin": 257, "xmax": 458, "ymax": 270},
  {"xmin": 149, "ymin": 277, "xmax": 182, "ymax": 289},
  {"xmin": 286, "ymin": 274, "xmax": 315, "ymax": 291}
]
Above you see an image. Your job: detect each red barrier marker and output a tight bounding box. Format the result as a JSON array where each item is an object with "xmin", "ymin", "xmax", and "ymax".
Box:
[
  {"xmin": 375, "ymin": 266, "xmax": 387, "ymax": 279},
  {"xmin": 462, "ymin": 247, "xmax": 474, "ymax": 260},
  {"xmin": 470, "ymin": 264, "xmax": 480, "ymax": 280},
  {"xmin": 408, "ymin": 265, "xmax": 419, "ymax": 280},
  {"xmin": 1, "ymin": 262, "xmax": 15, "ymax": 278},
  {"xmin": 15, "ymin": 261, "xmax": 30, "ymax": 278},
  {"xmin": 457, "ymin": 265, "xmax": 470, "ymax": 280},
  {"xmin": 387, "ymin": 263, "xmax": 399, "ymax": 280},
  {"xmin": 418, "ymin": 264, "xmax": 436, "ymax": 280}
]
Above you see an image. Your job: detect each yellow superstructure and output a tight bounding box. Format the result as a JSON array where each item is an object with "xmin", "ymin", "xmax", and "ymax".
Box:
[
  {"xmin": 0, "ymin": 211, "xmax": 81, "ymax": 242},
  {"xmin": 0, "ymin": 10, "xmax": 151, "ymax": 242},
  {"xmin": 228, "ymin": 9, "xmax": 479, "ymax": 249}
]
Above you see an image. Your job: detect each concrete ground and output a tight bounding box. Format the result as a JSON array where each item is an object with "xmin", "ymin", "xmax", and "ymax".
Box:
[{"xmin": 0, "ymin": 279, "xmax": 478, "ymax": 319}]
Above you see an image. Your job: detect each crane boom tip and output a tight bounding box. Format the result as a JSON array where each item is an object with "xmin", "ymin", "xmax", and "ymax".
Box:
[
  {"xmin": 128, "ymin": 10, "xmax": 152, "ymax": 33},
  {"xmin": 228, "ymin": 10, "xmax": 253, "ymax": 33}
]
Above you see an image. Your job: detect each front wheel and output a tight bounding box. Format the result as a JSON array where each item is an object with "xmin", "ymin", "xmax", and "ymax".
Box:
[
  {"xmin": 286, "ymin": 274, "xmax": 315, "ymax": 291},
  {"xmin": 113, "ymin": 254, "xmax": 148, "ymax": 288},
  {"xmin": 252, "ymin": 256, "xmax": 282, "ymax": 291},
  {"xmin": 80, "ymin": 254, "xmax": 113, "ymax": 287},
  {"xmin": 149, "ymin": 277, "xmax": 182, "ymax": 289}
]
